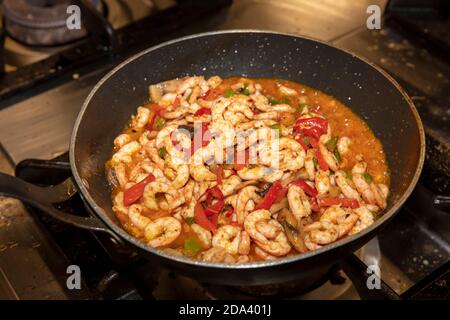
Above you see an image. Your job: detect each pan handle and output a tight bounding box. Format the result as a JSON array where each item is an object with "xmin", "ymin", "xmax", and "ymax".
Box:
[{"xmin": 0, "ymin": 172, "xmax": 117, "ymax": 237}]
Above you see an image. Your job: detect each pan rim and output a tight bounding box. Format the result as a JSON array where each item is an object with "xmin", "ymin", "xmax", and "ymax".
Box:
[{"xmin": 70, "ymin": 29, "xmax": 425, "ymax": 270}]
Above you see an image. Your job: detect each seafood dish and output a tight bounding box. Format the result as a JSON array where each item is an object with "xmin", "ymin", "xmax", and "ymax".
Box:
[{"xmin": 106, "ymin": 76, "xmax": 390, "ymax": 263}]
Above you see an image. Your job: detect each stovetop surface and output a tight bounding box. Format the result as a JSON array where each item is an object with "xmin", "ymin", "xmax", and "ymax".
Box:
[{"xmin": 0, "ymin": 0, "xmax": 449, "ymax": 299}]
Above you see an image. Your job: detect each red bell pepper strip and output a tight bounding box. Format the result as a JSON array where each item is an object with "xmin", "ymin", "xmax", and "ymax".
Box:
[
  {"xmin": 194, "ymin": 107, "xmax": 212, "ymax": 116},
  {"xmin": 293, "ymin": 117, "xmax": 328, "ymax": 139},
  {"xmin": 173, "ymin": 96, "xmax": 181, "ymax": 108},
  {"xmin": 225, "ymin": 206, "xmax": 234, "ymax": 217},
  {"xmin": 254, "ymin": 181, "xmax": 285, "ymax": 210},
  {"xmin": 123, "ymin": 173, "xmax": 155, "ymax": 206},
  {"xmin": 200, "ymin": 88, "xmax": 223, "ymax": 101},
  {"xmin": 146, "ymin": 104, "xmax": 166, "ymax": 130},
  {"xmin": 194, "ymin": 202, "xmax": 217, "ymax": 231},
  {"xmin": 216, "ymin": 165, "xmax": 223, "ymax": 185},
  {"xmin": 202, "ymin": 186, "xmax": 225, "ymax": 216},
  {"xmin": 310, "ymin": 198, "xmax": 320, "ymax": 212},
  {"xmin": 310, "ymin": 138, "xmax": 329, "ymax": 171},
  {"xmin": 318, "ymin": 197, "xmax": 360, "ymax": 209},
  {"xmin": 289, "ymin": 180, "xmax": 318, "ymax": 197}
]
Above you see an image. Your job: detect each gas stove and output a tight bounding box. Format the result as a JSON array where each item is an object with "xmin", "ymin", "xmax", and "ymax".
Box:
[{"xmin": 0, "ymin": 0, "xmax": 449, "ymax": 300}]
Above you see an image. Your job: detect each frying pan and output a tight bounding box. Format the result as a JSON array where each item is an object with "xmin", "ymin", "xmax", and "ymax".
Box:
[{"xmin": 0, "ymin": 31, "xmax": 425, "ymax": 287}]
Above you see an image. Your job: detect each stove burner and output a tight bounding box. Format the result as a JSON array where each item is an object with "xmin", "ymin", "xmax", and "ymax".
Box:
[{"xmin": 2, "ymin": 0, "xmax": 104, "ymax": 46}]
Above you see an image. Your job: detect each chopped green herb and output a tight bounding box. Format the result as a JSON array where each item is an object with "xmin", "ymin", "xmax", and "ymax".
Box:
[
  {"xmin": 184, "ymin": 237, "xmax": 202, "ymax": 254},
  {"xmin": 158, "ymin": 146, "xmax": 167, "ymax": 159},
  {"xmin": 298, "ymin": 103, "xmax": 308, "ymax": 112},
  {"xmin": 223, "ymin": 88, "xmax": 236, "ymax": 98},
  {"xmin": 303, "ymin": 136, "xmax": 310, "ymax": 146},
  {"xmin": 185, "ymin": 217, "xmax": 195, "ymax": 224},
  {"xmin": 280, "ymin": 97, "xmax": 291, "ymax": 104},
  {"xmin": 363, "ymin": 172, "xmax": 373, "ymax": 183},
  {"xmin": 313, "ymin": 158, "xmax": 318, "ymax": 169},
  {"xmin": 268, "ymin": 96, "xmax": 279, "ymax": 105},
  {"xmin": 154, "ymin": 117, "xmax": 166, "ymax": 129},
  {"xmin": 270, "ymin": 124, "xmax": 281, "ymax": 136},
  {"xmin": 333, "ymin": 149, "xmax": 342, "ymax": 163},
  {"xmin": 345, "ymin": 170, "xmax": 353, "ymax": 181},
  {"xmin": 241, "ymin": 83, "xmax": 250, "ymax": 96},
  {"xmin": 326, "ymin": 137, "xmax": 338, "ymax": 151}
]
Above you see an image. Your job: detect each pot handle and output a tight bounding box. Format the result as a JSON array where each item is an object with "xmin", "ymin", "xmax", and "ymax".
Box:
[{"xmin": 0, "ymin": 172, "xmax": 117, "ymax": 237}]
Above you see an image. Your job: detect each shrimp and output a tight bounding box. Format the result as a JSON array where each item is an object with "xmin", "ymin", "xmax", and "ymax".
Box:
[
  {"xmin": 278, "ymin": 84, "xmax": 297, "ymax": 96},
  {"xmin": 235, "ymin": 119, "xmax": 276, "ymax": 130},
  {"xmin": 334, "ymin": 171, "xmax": 361, "ymax": 201},
  {"xmin": 165, "ymin": 189, "xmax": 187, "ymax": 210},
  {"xmin": 253, "ymin": 111, "xmax": 279, "ymax": 120},
  {"xmin": 142, "ymin": 181, "xmax": 170, "ymax": 210},
  {"xmin": 131, "ymin": 106, "xmax": 150, "ymax": 129},
  {"xmin": 254, "ymin": 246, "xmax": 276, "ymax": 260},
  {"xmin": 279, "ymin": 137, "xmax": 305, "ymax": 171},
  {"xmin": 112, "ymin": 192, "xmax": 127, "ymax": 215},
  {"xmin": 128, "ymin": 204, "xmax": 151, "ymax": 229},
  {"xmin": 352, "ymin": 172, "xmax": 375, "ymax": 204},
  {"xmin": 163, "ymin": 107, "xmax": 190, "ymax": 119},
  {"xmin": 177, "ymin": 76, "xmax": 205, "ymax": 95},
  {"xmin": 337, "ymin": 137, "xmax": 351, "ymax": 155},
  {"xmin": 114, "ymin": 134, "xmax": 131, "ymax": 148},
  {"xmin": 190, "ymin": 148, "xmax": 216, "ymax": 182},
  {"xmin": 207, "ymin": 75, "xmax": 222, "ymax": 88},
  {"xmin": 212, "ymin": 225, "xmax": 249, "ymax": 255},
  {"xmin": 303, "ymin": 220, "xmax": 339, "ymax": 247},
  {"xmin": 370, "ymin": 183, "xmax": 388, "ymax": 209},
  {"xmin": 349, "ymin": 206, "xmax": 375, "ymax": 235},
  {"xmin": 270, "ymin": 104, "xmax": 297, "ymax": 112},
  {"xmin": 144, "ymin": 139, "xmax": 165, "ymax": 169},
  {"xmin": 304, "ymin": 149, "xmax": 316, "ymax": 181},
  {"xmin": 319, "ymin": 206, "xmax": 358, "ymax": 238},
  {"xmin": 144, "ymin": 217, "xmax": 181, "ymax": 247},
  {"xmin": 244, "ymin": 210, "xmax": 291, "ymax": 256},
  {"xmin": 111, "ymin": 162, "xmax": 128, "ymax": 187},
  {"xmin": 191, "ymin": 223, "xmax": 212, "ymax": 249},
  {"xmin": 199, "ymin": 247, "xmax": 235, "ymax": 263},
  {"xmin": 318, "ymin": 141, "xmax": 339, "ymax": 171},
  {"xmin": 236, "ymin": 186, "xmax": 261, "ymax": 225},
  {"xmin": 287, "ymin": 185, "xmax": 312, "ymax": 222},
  {"xmin": 112, "ymin": 141, "xmax": 141, "ymax": 164},
  {"xmin": 315, "ymin": 169, "xmax": 330, "ymax": 195},
  {"xmin": 219, "ymin": 175, "xmax": 242, "ymax": 197},
  {"xmin": 165, "ymin": 155, "xmax": 190, "ymax": 188}
]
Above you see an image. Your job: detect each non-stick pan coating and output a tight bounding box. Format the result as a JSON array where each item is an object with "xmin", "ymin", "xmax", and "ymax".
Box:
[{"xmin": 70, "ymin": 31, "xmax": 424, "ymax": 285}]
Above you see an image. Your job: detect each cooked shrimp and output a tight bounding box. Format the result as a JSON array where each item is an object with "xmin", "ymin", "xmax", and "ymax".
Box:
[
  {"xmin": 337, "ymin": 136, "xmax": 351, "ymax": 155},
  {"xmin": 349, "ymin": 206, "xmax": 375, "ymax": 235},
  {"xmin": 142, "ymin": 181, "xmax": 170, "ymax": 210},
  {"xmin": 212, "ymin": 225, "xmax": 249, "ymax": 255},
  {"xmin": 287, "ymin": 185, "xmax": 311, "ymax": 222},
  {"xmin": 320, "ymin": 206, "xmax": 358, "ymax": 238},
  {"xmin": 335, "ymin": 171, "xmax": 361, "ymax": 201},
  {"xmin": 277, "ymin": 84, "xmax": 297, "ymax": 96},
  {"xmin": 128, "ymin": 204, "xmax": 151, "ymax": 229},
  {"xmin": 244, "ymin": 210, "xmax": 291, "ymax": 256},
  {"xmin": 199, "ymin": 247, "xmax": 235, "ymax": 263},
  {"xmin": 236, "ymin": 186, "xmax": 262, "ymax": 225},
  {"xmin": 112, "ymin": 141, "xmax": 141, "ymax": 164},
  {"xmin": 303, "ymin": 221, "xmax": 339, "ymax": 246},
  {"xmin": 114, "ymin": 134, "xmax": 131, "ymax": 148},
  {"xmin": 191, "ymin": 223, "xmax": 212, "ymax": 249},
  {"xmin": 315, "ymin": 169, "xmax": 331, "ymax": 195},
  {"xmin": 144, "ymin": 217, "xmax": 181, "ymax": 247},
  {"xmin": 254, "ymin": 246, "xmax": 276, "ymax": 260},
  {"xmin": 318, "ymin": 141, "xmax": 339, "ymax": 171},
  {"xmin": 190, "ymin": 148, "xmax": 216, "ymax": 182},
  {"xmin": 219, "ymin": 175, "xmax": 242, "ymax": 197},
  {"xmin": 279, "ymin": 137, "xmax": 305, "ymax": 171},
  {"xmin": 131, "ymin": 106, "xmax": 150, "ymax": 129},
  {"xmin": 304, "ymin": 149, "xmax": 316, "ymax": 181}
]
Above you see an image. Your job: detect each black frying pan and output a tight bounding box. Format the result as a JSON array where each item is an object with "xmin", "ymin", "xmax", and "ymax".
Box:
[{"xmin": 0, "ymin": 31, "xmax": 425, "ymax": 287}]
